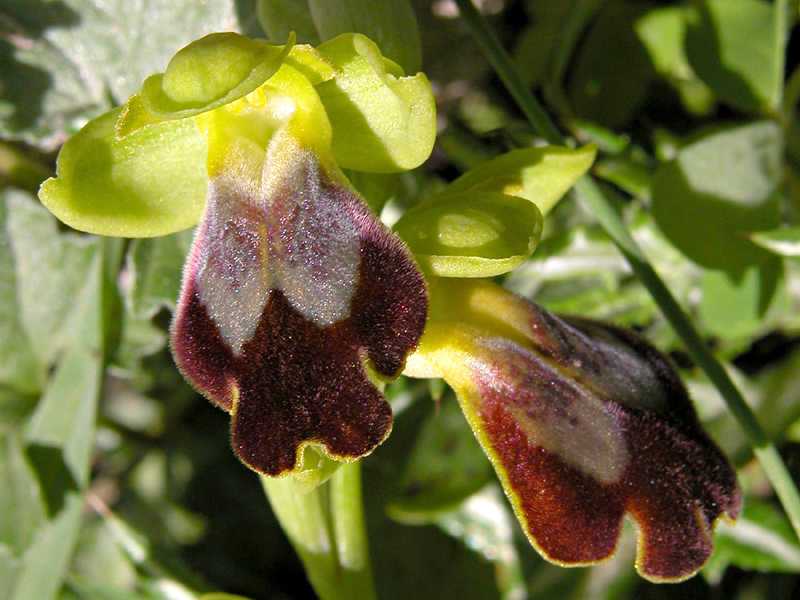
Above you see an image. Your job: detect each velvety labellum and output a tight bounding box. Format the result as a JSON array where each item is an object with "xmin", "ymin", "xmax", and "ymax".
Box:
[
  {"xmin": 171, "ymin": 145, "xmax": 427, "ymax": 475},
  {"xmin": 408, "ymin": 281, "xmax": 741, "ymax": 582}
]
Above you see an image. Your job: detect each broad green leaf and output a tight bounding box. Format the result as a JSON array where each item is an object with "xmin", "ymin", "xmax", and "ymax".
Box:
[
  {"xmin": 308, "ymin": 0, "xmax": 421, "ymax": 74},
  {"xmin": 394, "ymin": 192, "xmax": 543, "ymax": 278},
  {"xmin": 257, "ymin": 0, "xmax": 319, "ymax": 44},
  {"xmin": 568, "ymin": 0, "xmax": 655, "ymax": 128},
  {"xmin": 315, "ymin": 33, "xmax": 436, "ymax": 173},
  {"xmin": 39, "ymin": 108, "xmax": 208, "ymax": 238},
  {"xmin": 127, "ymin": 230, "xmax": 194, "ymax": 319},
  {"xmin": 387, "ymin": 397, "xmax": 492, "ymax": 521},
  {"xmin": 751, "ymin": 227, "xmax": 800, "ymax": 256},
  {"xmin": 4, "ymin": 192, "xmax": 99, "ymax": 370},
  {"xmin": 0, "ymin": 197, "xmax": 40, "ymax": 393},
  {"xmin": 199, "ymin": 595, "xmax": 253, "ymax": 600},
  {"xmin": 699, "ymin": 257, "xmax": 786, "ymax": 341},
  {"xmin": 10, "ymin": 246, "xmax": 105, "ymax": 600},
  {"xmin": 513, "ymin": 1, "xmax": 573, "ymax": 88},
  {"xmin": 687, "ymin": 0, "xmax": 782, "ymax": 113},
  {"xmin": 26, "ymin": 250, "xmax": 104, "ymax": 488},
  {"xmin": 0, "ymin": 434, "xmax": 47, "ymax": 555},
  {"xmin": 705, "ymin": 500, "xmax": 800, "ymax": 583},
  {"xmin": 444, "ymin": 145, "xmax": 596, "ymax": 217},
  {"xmin": 0, "ymin": 0, "xmax": 253, "ymax": 149},
  {"xmin": 9, "ymin": 495, "xmax": 83, "ymax": 600},
  {"xmin": 635, "ymin": 6, "xmax": 714, "ymax": 115},
  {"xmin": 651, "ymin": 121, "xmax": 782, "ymax": 272}
]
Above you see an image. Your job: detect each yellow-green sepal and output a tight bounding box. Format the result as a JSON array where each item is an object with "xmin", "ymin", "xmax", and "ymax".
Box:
[
  {"xmin": 39, "ymin": 108, "xmax": 208, "ymax": 237},
  {"xmin": 445, "ymin": 145, "xmax": 597, "ymax": 216},
  {"xmin": 394, "ymin": 192, "xmax": 543, "ymax": 278},
  {"xmin": 116, "ymin": 32, "xmax": 294, "ymax": 137},
  {"xmin": 315, "ymin": 33, "xmax": 436, "ymax": 173}
]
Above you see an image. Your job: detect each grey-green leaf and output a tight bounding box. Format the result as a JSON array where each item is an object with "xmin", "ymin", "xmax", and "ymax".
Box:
[
  {"xmin": 127, "ymin": 229, "xmax": 194, "ymax": 319},
  {"xmin": 0, "ymin": 0, "xmax": 253, "ymax": 149},
  {"xmin": 0, "ymin": 196, "xmax": 40, "ymax": 394}
]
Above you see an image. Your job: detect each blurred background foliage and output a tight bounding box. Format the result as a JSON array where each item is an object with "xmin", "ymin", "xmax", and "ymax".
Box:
[{"xmin": 2, "ymin": 0, "xmax": 800, "ymax": 598}]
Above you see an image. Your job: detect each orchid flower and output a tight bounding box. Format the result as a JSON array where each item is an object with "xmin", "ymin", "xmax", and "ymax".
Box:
[{"xmin": 38, "ymin": 31, "xmax": 739, "ymax": 584}]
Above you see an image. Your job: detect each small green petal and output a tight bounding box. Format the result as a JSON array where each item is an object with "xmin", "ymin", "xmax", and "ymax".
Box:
[
  {"xmin": 394, "ymin": 192, "xmax": 542, "ymax": 278},
  {"xmin": 315, "ymin": 33, "xmax": 436, "ymax": 173},
  {"xmin": 445, "ymin": 145, "xmax": 597, "ymax": 216},
  {"xmin": 116, "ymin": 33, "xmax": 293, "ymax": 137},
  {"xmin": 39, "ymin": 108, "xmax": 207, "ymax": 238}
]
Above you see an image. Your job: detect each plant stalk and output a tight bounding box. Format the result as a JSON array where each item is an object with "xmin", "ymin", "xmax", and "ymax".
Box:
[
  {"xmin": 261, "ymin": 461, "xmax": 377, "ymax": 600},
  {"xmin": 454, "ymin": 0, "xmax": 800, "ymax": 540}
]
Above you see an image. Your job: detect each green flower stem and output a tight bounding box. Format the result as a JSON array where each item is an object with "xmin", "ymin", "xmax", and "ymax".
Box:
[
  {"xmin": 330, "ymin": 462, "xmax": 377, "ymax": 600},
  {"xmin": 260, "ymin": 462, "xmax": 377, "ymax": 600},
  {"xmin": 454, "ymin": 0, "xmax": 800, "ymax": 540}
]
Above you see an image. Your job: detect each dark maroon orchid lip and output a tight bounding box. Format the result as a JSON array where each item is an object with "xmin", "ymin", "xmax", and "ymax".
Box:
[
  {"xmin": 410, "ymin": 280, "xmax": 741, "ymax": 582},
  {"xmin": 171, "ymin": 144, "xmax": 427, "ymax": 476}
]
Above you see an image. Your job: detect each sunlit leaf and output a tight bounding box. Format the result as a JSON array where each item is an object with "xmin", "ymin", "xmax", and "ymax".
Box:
[
  {"xmin": 39, "ymin": 108, "xmax": 208, "ymax": 238},
  {"xmin": 751, "ymin": 227, "xmax": 800, "ymax": 256},
  {"xmin": 651, "ymin": 121, "xmax": 782, "ymax": 272},
  {"xmin": 687, "ymin": 0, "xmax": 782, "ymax": 113},
  {"xmin": 394, "ymin": 192, "xmax": 542, "ymax": 278},
  {"xmin": 443, "ymin": 145, "xmax": 596, "ymax": 217},
  {"xmin": 315, "ymin": 33, "xmax": 436, "ymax": 173}
]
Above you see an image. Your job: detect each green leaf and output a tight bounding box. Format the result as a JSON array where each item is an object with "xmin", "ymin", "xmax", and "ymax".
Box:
[
  {"xmin": 394, "ymin": 192, "xmax": 543, "ymax": 278},
  {"xmin": 651, "ymin": 121, "xmax": 782, "ymax": 272},
  {"xmin": 0, "ymin": 197, "xmax": 41, "ymax": 393},
  {"xmin": 39, "ymin": 108, "xmax": 208, "ymax": 238},
  {"xmin": 26, "ymin": 250, "xmax": 104, "ymax": 489},
  {"xmin": 705, "ymin": 500, "xmax": 800, "ymax": 583},
  {"xmin": 257, "ymin": 0, "xmax": 319, "ymax": 44},
  {"xmin": 0, "ymin": 0, "xmax": 253, "ymax": 149},
  {"xmin": 9, "ymin": 494, "xmax": 84, "ymax": 600},
  {"xmin": 751, "ymin": 226, "xmax": 800, "ymax": 256},
  {"xmin": 444, "ymin": 145, "xmax": 597, "ymax": 217},
  {"xmin": 3, "ymin": 192, "xmax": 99, "ymax": 370},
  {"xmin": 0, "ymin": 434, "xmax": 47, "ymax": 555},
  {"xmin": 315, "ymin": 33, "xmax": 436, "ymax": 173},
  {"xmin": 568, "ymin": 0, "xmax": 655, "ymax": 128},
  {"xmin": 687, "ymin": 0, "xmax": 782, "ymax": 113},
  {"xmin": 699, "ymin": 257, "xmax": 786, "ymax": 341},
  {"xmin": 387, "ymin": 397, "xmax": 492, "ymax": 522},
  {"xmin": 127, "ymin": 230, "xmax": 194, "ymax": 319},
  {"xmin": 308, "ymin": 0, "xmax": 421, "ymax": 74},
  {"xmin": 635, "ymin": 6, "xmax": 715, "ymax": 115}
]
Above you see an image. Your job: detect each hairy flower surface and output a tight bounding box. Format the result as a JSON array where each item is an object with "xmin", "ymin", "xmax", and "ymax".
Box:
[
  {"xmin": 37, "ymin": 29, "xmax": 740, "ymax": 583},
  {"xmin": 405, "ymin": 279, "xmax": 741, "ymax": 581},
  {"xmin": 39, "ymin": 31, "xmax": 434, "ymax": 475}
]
